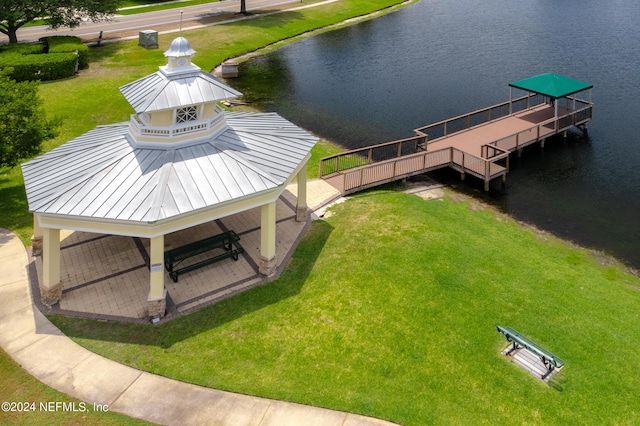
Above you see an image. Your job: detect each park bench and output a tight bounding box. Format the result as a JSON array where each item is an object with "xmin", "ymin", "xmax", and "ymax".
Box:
[
  {"xmin": 164, "ymin": 230, "xmax": 244, "ymax": 283},
  {"xmin": 497, "ymin": 326, "xmax": 564, "ymax": 380}
]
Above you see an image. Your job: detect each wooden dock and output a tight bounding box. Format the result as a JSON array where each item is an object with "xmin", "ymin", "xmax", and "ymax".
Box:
[{"xmin": 320, "ymin": 74, "xmax": 593, "ymax": 193}]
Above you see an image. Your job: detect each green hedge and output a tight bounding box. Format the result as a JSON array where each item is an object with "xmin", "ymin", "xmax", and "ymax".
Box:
[
  {"xmin": 0, "ymin": 43, "xmax": 44, "ymax": 55},
  {"xmin": 45, "ymin": 36, "xmax": 89, "ymax": 68},
  {"xmin": 5, "ymin": 52, "xmax": 79, "ymax": 81},
  {"xmin": 0, "ymin": 36, "xmax": 87, "ymax": 81}
]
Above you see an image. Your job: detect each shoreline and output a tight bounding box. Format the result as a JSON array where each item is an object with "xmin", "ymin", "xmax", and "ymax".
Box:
[{"xmin": 212, "ymin": 0, "xmax": 418, "ymax": 74}]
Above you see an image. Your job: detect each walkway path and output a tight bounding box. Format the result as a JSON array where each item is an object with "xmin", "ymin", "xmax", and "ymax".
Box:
[{"xmin": 0, "ymin": 227, "xmax": 396, "ymax": 425}]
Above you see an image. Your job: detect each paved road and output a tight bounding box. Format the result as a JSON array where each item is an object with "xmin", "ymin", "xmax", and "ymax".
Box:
[{"xmin": 6, "ymin": 0, "xmax": 302, "ymax": 43}]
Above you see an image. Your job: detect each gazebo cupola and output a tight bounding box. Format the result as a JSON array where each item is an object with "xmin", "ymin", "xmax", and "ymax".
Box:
[
  {"xmin": 120, "ymin": 36, "xmax": 242, "ymax": 148},
  {"xmin": 163, "ymin": 36, "xmax": 197, "ymax": 72}
]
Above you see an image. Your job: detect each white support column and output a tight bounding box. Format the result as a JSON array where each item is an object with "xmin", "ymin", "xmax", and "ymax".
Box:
[
  {"xmin": 41, "ymin": 227, "xmax": 62, "ymax": 306},
  {"xmin": 31, "ymin": 214, "xmax": 43, "ymax": 256},
  {"xmin": 259, "ymin": 202, "xmax": 277, "ymax": 276},
  {"xmin": 296, "ymin": 164, "xmax": 308, "ymax": 222},
  {"xmin": 147, "ymin": 234, "xmax": 167, "ymax": 319}
]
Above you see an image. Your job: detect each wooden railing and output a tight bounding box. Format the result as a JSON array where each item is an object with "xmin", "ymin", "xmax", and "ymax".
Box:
[
  {"xmin": 481, "ymin": 144, "xmax": 510, "ymax": 162},
  {"xmin": 335, "ymin": 145, "xmax": 509, "ymax": 194},
  {"xmin": 491, "ymin": 104, "xmax": 593, "ymax": 152},
  {"xmin": 414, "ymin": 94, "xmax": 544, "ymax": 141},
  {"xmin": 452, "ymin": 145, "xmax": 509, "ymax": 180},
  {"xmin": 319, "ymin": 135, "xmax": 425, "ymax": 178},
  {"xmin": 339, "ymin": 148, "xmax": 445, "ymax": 193}
]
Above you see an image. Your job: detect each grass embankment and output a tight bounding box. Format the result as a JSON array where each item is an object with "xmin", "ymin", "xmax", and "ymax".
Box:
[
  {"xmin": 50, "ymin": 190, "xmax": 640, "ymax": 425},
  {"xmin": 0, "ymin": 0, "xmax": 408, "ymax": 244},
  {"xmin": 0, "ymin": 348, "xmax": 151, "ymax": 425}
]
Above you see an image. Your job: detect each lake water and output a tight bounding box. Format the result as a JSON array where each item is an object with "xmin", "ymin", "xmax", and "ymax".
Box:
[{"xmin": 233, "ymin": 0, "xmax": 640, "ymax": 269}]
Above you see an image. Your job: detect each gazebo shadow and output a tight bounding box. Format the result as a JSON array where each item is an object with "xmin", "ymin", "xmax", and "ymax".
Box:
[{"xmin": 50, "ymin": 219, "xmax": 334, "ymax": 348}]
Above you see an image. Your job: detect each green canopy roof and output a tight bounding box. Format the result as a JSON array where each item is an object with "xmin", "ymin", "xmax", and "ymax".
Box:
[{"xmin": 509, "ymin": 73, "xmax": 592, "ymax": 99}]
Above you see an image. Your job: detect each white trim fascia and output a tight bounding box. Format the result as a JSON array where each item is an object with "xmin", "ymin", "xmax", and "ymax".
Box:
[
  {"xmin": 36, "ymin": 183, "xmax": 288, "ymax": 238},
  {"xmin": 158, "ymin": 64, "xmax": 201, "ymax": 77}
]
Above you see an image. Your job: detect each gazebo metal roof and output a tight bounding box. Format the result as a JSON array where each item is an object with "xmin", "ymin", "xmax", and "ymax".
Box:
[
  {"xmin": 22, "ymin": 112, "xmax": 317, "ymax": 224},
  {"xmin": 509, "ymin": 73, "xmax": 592, "ymax": 99},
  {"xmin": 120, "ymin": 70, "xmax": 242, "ymax": 113}
]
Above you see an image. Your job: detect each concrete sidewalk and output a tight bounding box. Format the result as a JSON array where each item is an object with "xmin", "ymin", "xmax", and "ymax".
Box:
[{"xmin": 0, "ymin": 229, "xmax": 397, "ymax": 426}]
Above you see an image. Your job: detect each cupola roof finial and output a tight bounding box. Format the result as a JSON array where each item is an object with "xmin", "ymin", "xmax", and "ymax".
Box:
[
  {"xmin": 164, "ymin": 11, "xmax": 195, "ymax": 59},
  {"xmin": 164, "ymin": 36, "xmax": 196, "ymax": 58}
]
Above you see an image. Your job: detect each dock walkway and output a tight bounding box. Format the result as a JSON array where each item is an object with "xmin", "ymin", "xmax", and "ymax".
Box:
[{"xmin": 320, "ymin": 74, "xmax": 593, "ymax": 193}]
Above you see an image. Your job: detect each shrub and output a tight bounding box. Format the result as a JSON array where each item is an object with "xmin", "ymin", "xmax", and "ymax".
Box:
[
  {"xmin": 0, "ymin": 36, "xmax": 87, "ymax": 81},
  {"xmin": 0, "ymin": 43, "xmax": 44, "ymax": 55},
  {"xmin": 7, "ymin": 52, "xmax": 79, "ymax": 81},
  {"xmin": 0, "ymin": 70, "xmax": 59, "ymax": 168},
  {"xmin": 44, "ymin": 36, "xmax": 89, "ymax": 68}
]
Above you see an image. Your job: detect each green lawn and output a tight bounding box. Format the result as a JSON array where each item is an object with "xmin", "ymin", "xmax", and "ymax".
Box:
[
  {"xmin": 0, "ymin": 348, "xmax": 151, "ymax": 425},
  {"xmin": 50, "ymin": 189, "xmax": 640, "ymax": 425}
]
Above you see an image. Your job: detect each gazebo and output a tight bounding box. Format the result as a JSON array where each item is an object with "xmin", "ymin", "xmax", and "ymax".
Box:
[
  {"xmin": 22, "ymin": 37, "xmax": 318, "ymax": 320},
  {"xmin": 508, "ymin": 73, "xmax": 593, "ymax": 120}
]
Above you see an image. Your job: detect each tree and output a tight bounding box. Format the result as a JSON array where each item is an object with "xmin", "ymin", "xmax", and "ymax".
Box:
[
  {"xmin": 0, "ymin": 0, "xmax": 119, "ymax": 44},
  {"xmin": 0, "ymin": 71, "xmax": 59, "ymax": 168}
]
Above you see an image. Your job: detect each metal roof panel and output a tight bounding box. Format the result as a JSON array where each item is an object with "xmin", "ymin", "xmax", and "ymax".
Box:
[
  {"xmin": 22, "ymin": 111, "xmax": 317, "ymax": 226},
  {"xmin": 119, "ymin": 70, "xmax": 241, "ymax": 113},
  {"xmin": 166, "ymin": 167, "xmax": 193, "ymax": 215},
  {"xmin": 194, "ymin": 144, "xmax": 231, "ymax": 203}
]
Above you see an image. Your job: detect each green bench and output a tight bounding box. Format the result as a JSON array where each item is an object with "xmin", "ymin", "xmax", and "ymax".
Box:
[
  {"xmin": 497, "ymin": 326, "xmax": 564, "ymax": 379},
  {"xmin": 164, "ymin": 230, "xmax": 244, "ymax": 282}
]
